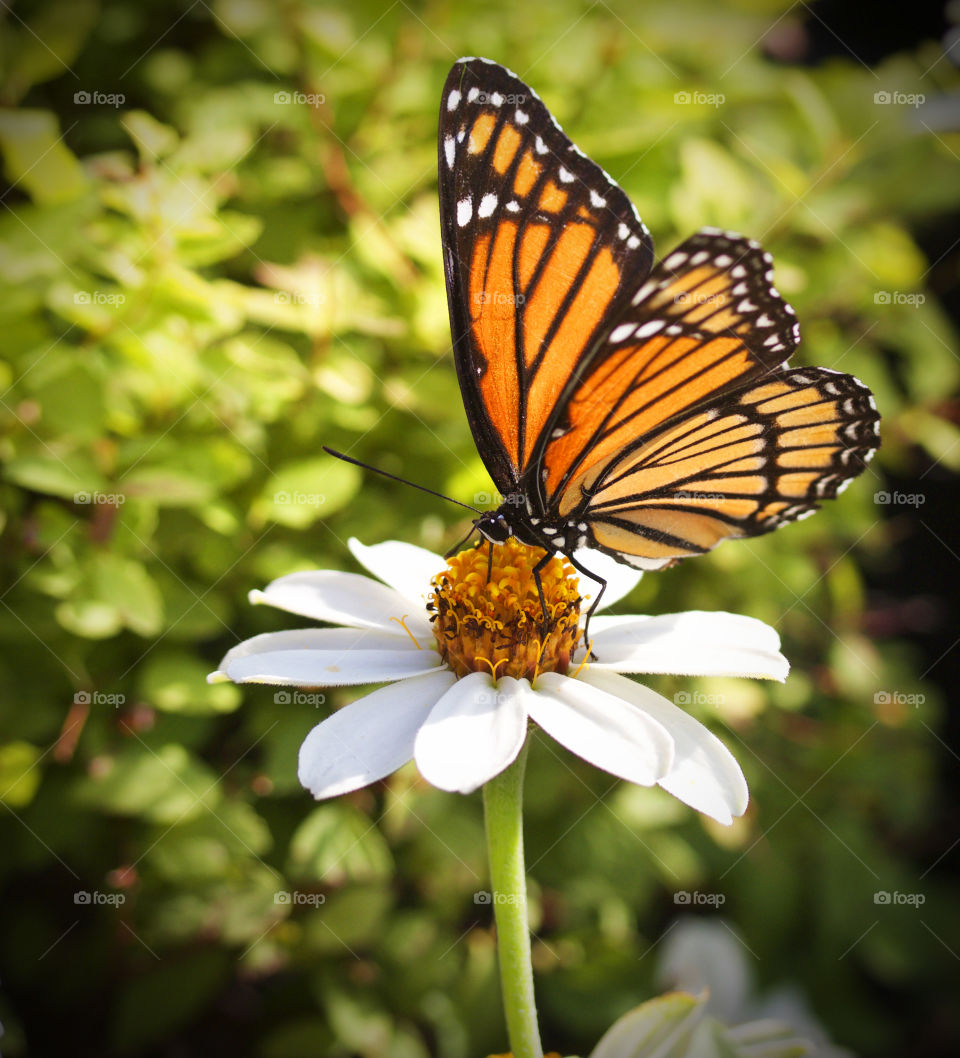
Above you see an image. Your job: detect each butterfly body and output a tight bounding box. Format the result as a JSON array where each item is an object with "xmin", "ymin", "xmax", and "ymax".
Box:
[{"xmin": 438, "ymin": 57, "xmax": 879, "ymax": 630}]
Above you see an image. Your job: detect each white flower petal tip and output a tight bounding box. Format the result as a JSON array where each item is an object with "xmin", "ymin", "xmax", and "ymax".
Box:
[
  {"xmin": 224, "ymin": 647, "xmax": 445, "ymax": 687},
  {"xmin": 298, "ymin": 670, "xmax": 457, "ymax": 799},
  {"xmin": 248, "ymin": 589, "xmax": 266, "ymax": 605},
  {"xmin": 347, "ymin": 537, "xmax": 446, "ymax": 605},
  {"xmin": 253, "ymin": 569, "xmax": 432, "ymax": 636},
  {"xmin": 529, "ymin": 672, "xmax": 675, "ymax": 786},
  {"xmin": 206, "ymin": 670, "xmax": 230, "ymax": 684},
  {"xmin": 414, "ymin": 673, "xmax": 530, "ymax": 794},
  {"xmin": 571, "ymin": 547, "xmax": 643, "ymax": 611},
  {"xmin": 588, "ymin": 611, "xmax": 789, "ymax": 682},
  {"xmin": 583, "ymin": 670, "xmax": 749, "ymax": 825}
]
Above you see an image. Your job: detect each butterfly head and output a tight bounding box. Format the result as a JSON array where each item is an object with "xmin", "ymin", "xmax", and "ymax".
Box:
[{"xmin": 474, "ymin": 509, "xmax": 513, "ymax": 544}]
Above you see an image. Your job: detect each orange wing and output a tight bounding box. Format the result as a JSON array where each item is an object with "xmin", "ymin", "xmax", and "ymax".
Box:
[
  {"xmin": 540, "ymin": 229, "xmax": 801, "ymax": 506},
  {"xmin": 573, "ymin": 367, "xmax": 880, "ymax": 569},
  {"xmin": 439, "ymin": 58, "xmax": 654, "ymax": 496}
]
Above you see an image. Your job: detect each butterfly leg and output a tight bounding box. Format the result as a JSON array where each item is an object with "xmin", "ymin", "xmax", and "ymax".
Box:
[
  {"xmin": 563, "ymin": 552, "xmax": 607, "ymax": 660},
  {"xmin": 486, "ymin": 539, "xmax": 494, "ymax": 582},
  {"xmin": 529, "ymin": 549, "xmax": 554, "ymax": 634}
]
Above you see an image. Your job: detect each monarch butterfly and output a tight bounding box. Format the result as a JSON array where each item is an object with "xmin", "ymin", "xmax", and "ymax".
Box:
[{"xmin": 433, "ymin": 56, "xmax": 879, "ymax": 634}]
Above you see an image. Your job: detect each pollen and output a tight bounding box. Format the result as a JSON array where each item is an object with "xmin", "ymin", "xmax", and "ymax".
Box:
[{"xmin": 427, "ymin": 538, "xmax": 582, "ymax": 681}]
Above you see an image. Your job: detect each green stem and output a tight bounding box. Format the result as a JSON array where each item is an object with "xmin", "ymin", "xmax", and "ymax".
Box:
[{"xmin": 482, "ymin": 741, "xmax": 543, "ymax": 1058}]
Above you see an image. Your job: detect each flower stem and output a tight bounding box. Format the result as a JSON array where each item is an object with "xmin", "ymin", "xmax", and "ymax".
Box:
[{"xmin": 482, "ymin": 741, "xmax": 543, "ymax": 1058}]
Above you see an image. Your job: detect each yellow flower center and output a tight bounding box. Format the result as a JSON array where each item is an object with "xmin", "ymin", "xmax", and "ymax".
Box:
[{"xmin": 427, "ymin": 538, "xmax": 583, "ymax": 681}]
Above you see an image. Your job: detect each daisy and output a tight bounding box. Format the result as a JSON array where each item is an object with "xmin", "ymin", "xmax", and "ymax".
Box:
[{"xmin": 208, "ymin": 537, "xmax": 788, "ymax": 824}]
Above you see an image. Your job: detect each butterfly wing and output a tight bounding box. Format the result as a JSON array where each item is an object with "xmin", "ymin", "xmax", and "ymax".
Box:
[
  {"xmin": 538, "ymin": 228, "xmax": 802, "ymax": 506},
  {"xmin": 439, "ymin": 57, "xmax": 654, "ymax": 502},
  {"xmin": 571, "ymin": 366, "xmax": 881, "ymax": 569}
]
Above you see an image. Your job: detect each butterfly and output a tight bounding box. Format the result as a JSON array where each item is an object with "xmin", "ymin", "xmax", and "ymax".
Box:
[{"xmin": 435, "ymin": 57, "xmax": 879, "ymax": 638}]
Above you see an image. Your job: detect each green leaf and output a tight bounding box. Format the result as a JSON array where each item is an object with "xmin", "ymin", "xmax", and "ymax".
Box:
[
  {"xmin": 253, "ymin": 455, "xmax": 361, "ymax": 528},
  {"xmin": 288, "ymin": 804, "xmax": 393, "ymax": 885},
  {"xmin": 0, "ymin": 109, "xmax": 87, "ymax": 204},
  {"xmin": 4, "ymin": 452, "xmax": 104, "ymax": 499},
  {"xmin": 75, "ymin": 744, "xmax": 221, "ymax": 824},
  {"xmin": 0, "ymin": 741, "xmax": 43, "ymax": 807},
  {"xmin": 138, "ymin": 652, "xmax": 242, "ymax": 715},
  {"xmin": 3, "ymin": 1, "xmax": 99, "ymax": 98}
]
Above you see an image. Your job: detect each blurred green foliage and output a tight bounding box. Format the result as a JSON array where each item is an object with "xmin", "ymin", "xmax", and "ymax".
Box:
[{"xmin": 0, "ymin": 0, "xmax": 958, "ymax": 1055}]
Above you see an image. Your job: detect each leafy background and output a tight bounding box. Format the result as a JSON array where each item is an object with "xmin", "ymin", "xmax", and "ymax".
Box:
[{"xmin": 0, "ymin": 0, "xmax": 958, "ymax": 1055}]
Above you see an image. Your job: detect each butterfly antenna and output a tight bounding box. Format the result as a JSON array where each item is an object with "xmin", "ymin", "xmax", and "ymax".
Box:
[{"xmin": 323, "ymin": 447, "xmax": 482, "ymax": 515}]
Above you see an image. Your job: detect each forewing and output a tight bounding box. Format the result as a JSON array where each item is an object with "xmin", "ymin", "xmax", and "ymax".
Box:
[{"xmin": 439, "ymin": 57, "xmax": 654, "ymax": 498}]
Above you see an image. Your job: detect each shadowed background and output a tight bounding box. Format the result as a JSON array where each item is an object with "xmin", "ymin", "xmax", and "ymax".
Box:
[{"xmin": 0, "ymin": 0, "xmax": 958, "ymax": 1055}]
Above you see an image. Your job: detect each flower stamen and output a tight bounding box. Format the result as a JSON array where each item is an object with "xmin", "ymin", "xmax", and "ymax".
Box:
[
  {"xmin": 428, "ymin": 539, "xmax": 582, "ymax": 680},
  {"xmin": 390, "ymin": 614, "xmax": 422, "ymax": 649}
]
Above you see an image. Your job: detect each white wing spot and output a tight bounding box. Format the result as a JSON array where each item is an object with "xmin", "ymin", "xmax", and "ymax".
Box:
[
  {"xmin": 515, "ymin": 109, "xmax": 529, "ymax": 125},
  {"xmin": 690, "ymin": 250, "xmax": 710, "ymax": 265},
  {"xmin": 664, "ymin": 251, "xmax": 688, "ymax": 270},
  {"xmin": 627, "ymin": 235, "xmax": 640, "ymax": 249},
  {"xmin": 756, "ymin": 313, "xmax": 773, "ymax": 327},
  {"xmin": 457, "ymin": 197, "xmax": 473, "ymax": 226},
  {"xmin": 558, "ymin": 167, "xmax": 574, "ymax": 183},
  {"xmin": 609, "ymin": 323, "xmax": 636, "ymax": 343},
  {"xmin": 478, "ymin": 193, "xmax": 497, "ymax": 218},
  {"xmin": 506, "ymin": 200, "xmax": 520, "ymax": 213},
  {"xmin": 714, "ymin": 254, "xmax": 733, "ymax": 267},
  {"xmin": 737, "ymin": 299, "xmax": 757, "ymax": 313},
  {"xmin": 490, "ymin": 92, "xmax": 504, "ymax": 107},
  {"xmin": 444, "ymin": 136, "xmax": 455, "ymax": 169},
  {"xmin": 636, "ymin": 319, "xmax": 665, "ymax": 338},
  {"xmin": 618, "ymin": 222, "xmax": 630, "ymax": 240},
  {"xmin": 535, "ymin": 136, "xmax": 548, "ymax": 155},
  {"xmin": 590, "ymin": 189, "xmax": 606, "ymax": 208},
  {"xmin": 468, "ymin": 87, "xmax": 480, "ymax": 103},
  {"xmin": 447, "ymin": 90, "xmax": 461, "ymax": 111}
]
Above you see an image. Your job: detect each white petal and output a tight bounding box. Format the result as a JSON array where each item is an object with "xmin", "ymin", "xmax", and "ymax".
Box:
[
  {"xmin": 298, "ymin": 670, "xmax": 457, "ymax": 798},
  {"xmin": 572, "ymin": 548, "xmax": 644, "ymax": 612},
  {"xmin": 223, "ymin": 637, "xmax": 445, "ymax": 685},
  {"xmin": 251, "ymin": 569, "xmax": 433, "ymax": 637},
  {"xmin": 529, "ymin": 672, "xmax": 674, "ymax": 786},
  {"xmin": 588, "ymin": 611, "xmax": 789, "ymax": 681},
  {"xmin": 414, "ymin": 673, "xmax": 529, "ymax": 794},
  {"xmin": 348, "ymin": 537, "xmax": 446, "ymax": 608},
  {"xmin": 582, "ymin": 669, "xmax": 748, "ymax": 824},
  {"xmin": 210, "ymin": 627, "xmax": 429, "ymax": 682}
]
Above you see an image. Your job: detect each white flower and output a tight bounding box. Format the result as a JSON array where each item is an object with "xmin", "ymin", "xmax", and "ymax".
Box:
[{"xmin": 209, "ymin": 538, "xmax": 788, "ymax": 825}]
